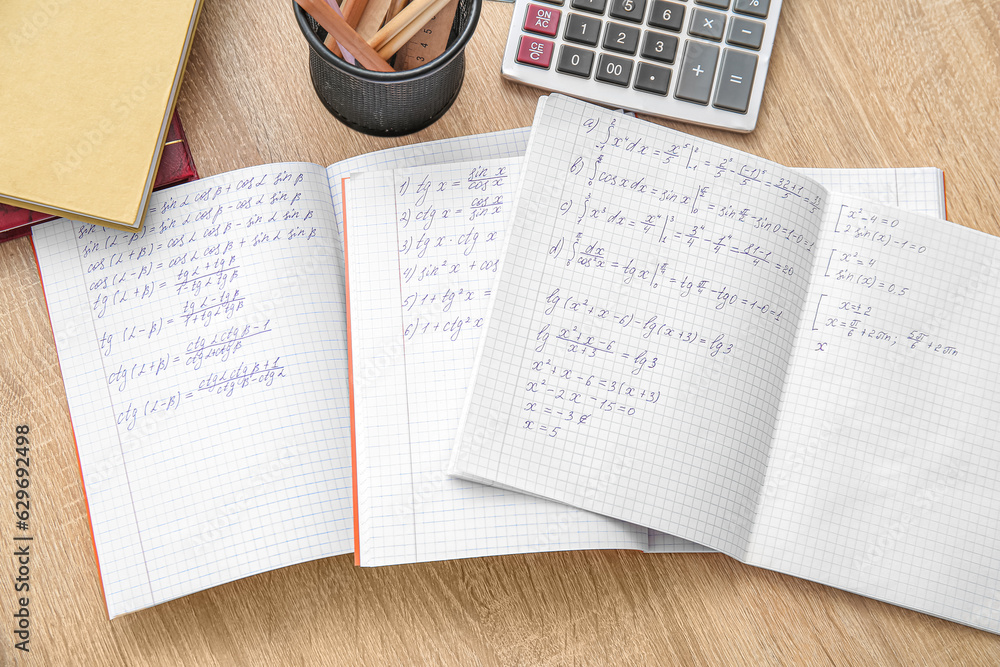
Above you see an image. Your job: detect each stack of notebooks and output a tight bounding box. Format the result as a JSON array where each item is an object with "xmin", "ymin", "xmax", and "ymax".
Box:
[
  {"xmin": 31, "ymin": 95, "xmax": 999, "ymax": 635},
  {"xmin": 0, "ymin": 0, "xmax": 203, "ymax": 231},
  {"xmin": 0, "ymin": 112, "xmax": 199, "ymax": 244}
]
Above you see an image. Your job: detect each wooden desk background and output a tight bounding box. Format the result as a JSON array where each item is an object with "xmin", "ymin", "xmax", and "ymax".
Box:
[{"xmin": 2, "ymin": 0, "xmax": 1000, "ymax": 664}]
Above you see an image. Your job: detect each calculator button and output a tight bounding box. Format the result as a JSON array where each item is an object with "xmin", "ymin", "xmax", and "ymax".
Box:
[
  {"xmin": 713, "ymin": 47, "xmax": 756, "ymax": 112},
  {"xmin": 675, "ymin": 40, "xmax": 718, "ymax": 103},
  {"xmin": 595, "ymin": 53, "xmax": 634, "ymax": 86},
  {"xmin": 695, "ymin": 0, "xmax": 729, "ymax": 8},
  {"xmin": 726, "ymin": 16, "xmax": 764, "ymax": 49},
  {"xmin": 557, "ymin": 45, "xmax": 596, "ymax": 77},
  {"xmin": 524, "ymin": 4, "xmax": 562, "ymax": 37},
  {"xmin": 640, "ymin": 30, "xmax": 678, "ymax": 63},
  {"xmin": 609, "ymin": 0, "xmax": 647, "ymax": 23},
  {"xmin": 537, "ymin": 0, "xmax": 565, "ymax": 5},
  {"xmin": 634, "ymin": 62, "xmax": 671, "ymax": 95},
  {"xmin": 570, "ymin": 0, "xmax": 608, "ymax": 15},
  {"xmin": 689, "ymin": 8, "xmax": 725, "ymax": 41},
  {"xmin": 565, "ymin": 13, "xmax": 602, "ymax": 46},
  {"xmin": 603, "ymin": 22, "xmax": 640, "ymax": 54},
  {"xmin": 647, "ymin": 1, "xmax": 685, "ymax": 32},
  {"xmin": 516, "ymin": 35, "xmax": 555, "ymax": 68},
  {"xmin": 734, "ymin": 0, "xmax": 769, "ymax": 18}
]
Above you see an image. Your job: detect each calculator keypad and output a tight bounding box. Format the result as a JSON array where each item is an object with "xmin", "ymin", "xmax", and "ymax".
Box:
[{"xmin": 503, "ymin": 0, "xmax": 782, "ymax": 131}]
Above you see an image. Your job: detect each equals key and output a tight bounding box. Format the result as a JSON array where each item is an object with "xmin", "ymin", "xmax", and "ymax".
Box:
[{"xmin": 713, "ymin": 48, "xmax": 757, "ymax": 113}]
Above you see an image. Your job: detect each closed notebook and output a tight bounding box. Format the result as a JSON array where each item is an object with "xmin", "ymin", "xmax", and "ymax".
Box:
[
  {"xmin": 0, "ymin": 111, "xmax": 199, "ymax": 244},
  {"xmin": 0, "ymin": 0, "xmax": 203, "ymax": 231}
]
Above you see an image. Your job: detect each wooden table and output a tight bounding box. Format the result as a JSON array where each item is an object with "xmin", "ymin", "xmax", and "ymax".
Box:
[{"xmin": 3, "ymin": 0, "xmax": 1000, "ymax": 664}]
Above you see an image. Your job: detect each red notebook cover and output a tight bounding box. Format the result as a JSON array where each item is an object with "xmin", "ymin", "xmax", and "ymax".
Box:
[{"xmin": 0, "ymin": 111, "xmax": 199, "ymax": 243}]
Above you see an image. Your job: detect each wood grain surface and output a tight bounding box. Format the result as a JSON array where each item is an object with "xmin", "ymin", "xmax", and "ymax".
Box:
[{"xmin": 2, "ymin": 0, "xmax": 1000, "ymax": 664}]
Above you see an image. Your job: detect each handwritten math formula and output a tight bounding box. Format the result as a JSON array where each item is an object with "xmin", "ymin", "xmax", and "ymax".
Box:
[
  {"xmin": 488, "ymin": 112, "xmax": 829, "ymax": 442},
  {"xmin": 389, "ymin": 164, "xmax": 515, "ymax": 345},
  {"xmin": 70, "ymin": 165, "xmax": 334, "ymax": 431}
]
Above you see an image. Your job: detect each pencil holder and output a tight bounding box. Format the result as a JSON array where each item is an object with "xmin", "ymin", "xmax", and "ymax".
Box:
[{"xmin": 294, "ymin": 0, "xmax": 482, "ymax": 136}]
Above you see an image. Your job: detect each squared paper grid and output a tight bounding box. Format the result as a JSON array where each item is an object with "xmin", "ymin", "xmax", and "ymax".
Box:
[
  {"xmin": 454, "ymin": 96, "xmax": 999, "ymax": 634},
  {"xmin": 750, "ymin": 192, "xmax": 1000, "ymax": 634},
  {"xmin": 647, "ymin": 167, "xmax": 946, "ymax": 554},
  {"xmin": 346, "ymin": 159, "xmax": 648, "ymax": 566},
  {"xmin": 452, "ymin": 95, "xmax": 830, "ymax": 557},
  {"xmin": 33, "ymin": 163, "xmax": 354, "ymax": 617}
]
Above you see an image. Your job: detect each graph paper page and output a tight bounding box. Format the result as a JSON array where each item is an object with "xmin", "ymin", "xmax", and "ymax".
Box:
[
  {"xmin": 750, "ymin": 194, "xmax": 1000, "ymax": 634},
  {"xmin": 346, "ymin": 158, "xmax": 648, "ymax": 566},
  {"xmin": 451, "ymin": 95, "xmax": 830, "ymax": 556},
  {"xmin": 646, "ymin": 168, "xmax": 946, "ymax": 555},
  {"xmin": 32, "ymin": 164, "xmax": 354, "ymax": 617}
]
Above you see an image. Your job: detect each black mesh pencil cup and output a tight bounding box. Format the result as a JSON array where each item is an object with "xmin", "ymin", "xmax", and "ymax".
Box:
[{"xmin": 294, "ymin": 0, "xmax": 482, "ymax": 136}]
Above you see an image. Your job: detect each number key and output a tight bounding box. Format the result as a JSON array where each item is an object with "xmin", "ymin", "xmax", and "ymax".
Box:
[
  {"xmin": 647, "ymin": 0, "xmax": 684, "ymax": 32},
  {"xmin": 570, "ymin": 0, "xmax": 607, "ymax": 15},
  {"xmin": 557, "ymin": 45, "xmax": 595, "ymax": 77},
  {"xmin": 564, "ymin": 13, "xmax": 602, "ymax": 46},
  {"xmin": 640, "ymin": 30, "xmax": 677, "ymax": 63},
  {"xmin": 603, "ymin": 21, "xmax": 640, "ymax": 54},
  {"xmin": 609, "ymin": 0, "xmax": 647, "ymax": 23},
  {"xmin": 595, "ymin": 53, "xmax": 633, "ymax": 86}
]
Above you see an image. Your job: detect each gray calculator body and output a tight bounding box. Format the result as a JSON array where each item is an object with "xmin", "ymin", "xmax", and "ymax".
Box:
[{"xmin": 501, "ymin": 0, "xmax": 783, "ymax": 132}]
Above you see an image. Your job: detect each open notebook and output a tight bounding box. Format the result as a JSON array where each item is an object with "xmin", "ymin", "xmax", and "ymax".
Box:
[
  {"xmin": 31, "ymin": 134, "xmax": 527, "ymax": 617},
  {"xmin": 343, "ymin": 139, "xmax": 946, "ymax": 563},
  {"xmin": 449, "ymin": 95, "xmax": 998, "ymax": 634},
  {"xmin": 32, "ymin": 119, "xmax": 945, "ymax": 614}
]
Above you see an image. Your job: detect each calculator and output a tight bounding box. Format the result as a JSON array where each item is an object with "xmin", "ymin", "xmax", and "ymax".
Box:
[{"xmin": 501, "ymin": 0, "xmax": 783, "ymax": 132}]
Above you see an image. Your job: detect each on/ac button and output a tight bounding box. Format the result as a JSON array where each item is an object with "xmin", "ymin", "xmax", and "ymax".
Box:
[{"xmin": 523, "ymin": 3, "xmax": 562, "ymax": 37}]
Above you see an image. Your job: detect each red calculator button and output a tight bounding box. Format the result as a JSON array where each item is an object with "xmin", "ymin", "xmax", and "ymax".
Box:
[
  {"xmin": 523, "ymin": 4, "xmax": 561, "ymax": 37},
  {"xmin": 516, "ymin": 35, "xmax": 554, "ymax": 68}
]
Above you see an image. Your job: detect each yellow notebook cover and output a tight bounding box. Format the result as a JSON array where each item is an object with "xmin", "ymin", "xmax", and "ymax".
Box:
[{"xmin": 0, "ymin": 0, "xmax": 203, "ymax": 231}]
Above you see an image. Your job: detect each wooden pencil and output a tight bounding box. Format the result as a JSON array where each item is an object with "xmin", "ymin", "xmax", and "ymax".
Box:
[
  {"xmin": 355, "ymin": 0, "xmax": 396, "ymax": 40},
  {"xmin": 297, "ymin": 0, "xmax": 394, "ymax": 71},
  {"xmin": 367, "ymin": 0, "xmax": 441, "ymax": 51},
  {"xmin": 384, "ymin": 0, "xmax": 411, "ymax": 21},
  {"xmin": 342, "ymin": 0, "xmax": 370, "ymax": 28},
  {"xmin": 375, "ymin": 0, "xmax": 452, "ymax": 59}
]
